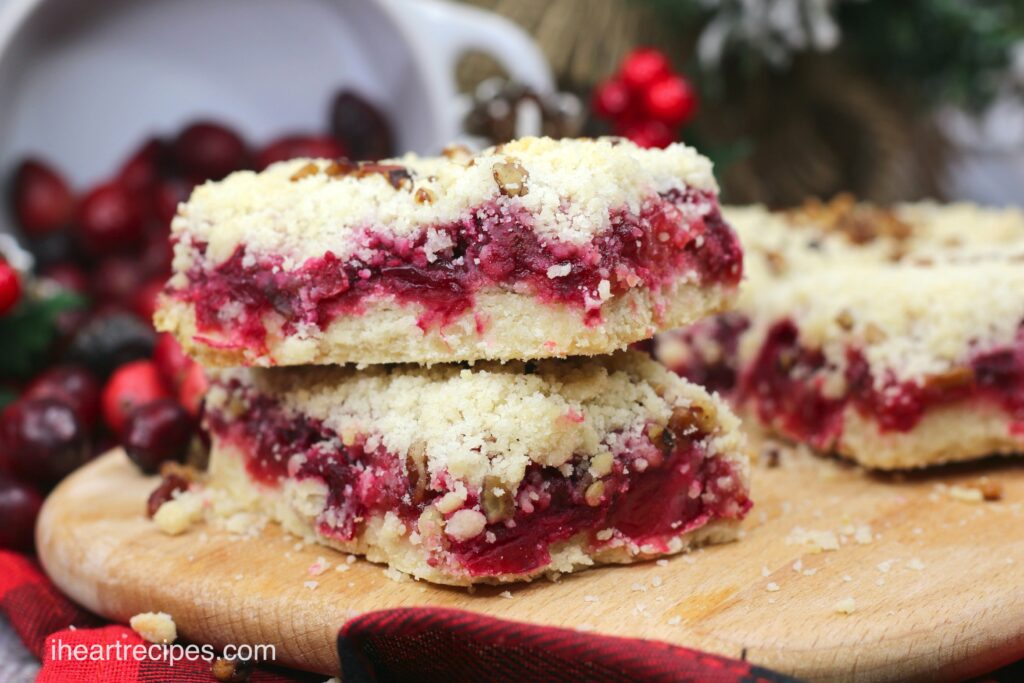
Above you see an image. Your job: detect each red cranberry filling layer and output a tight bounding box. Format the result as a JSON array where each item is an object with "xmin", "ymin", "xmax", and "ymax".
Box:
[
  {"xmin": 174, "ymin": 189, "xmax": 740, "ymax": 351},
  {"xmin": 205, "ymin": 390, "xmax": 750, "ymax": 577},
  {"xmin": 739, "ymin": 320, "xmax": 1024, "ymax": 447}
]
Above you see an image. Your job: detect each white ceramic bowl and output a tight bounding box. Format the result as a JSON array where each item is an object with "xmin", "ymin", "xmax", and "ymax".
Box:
[{"xmin": 0, "ymin": 0, "xmax": 553, "ymax": 231}]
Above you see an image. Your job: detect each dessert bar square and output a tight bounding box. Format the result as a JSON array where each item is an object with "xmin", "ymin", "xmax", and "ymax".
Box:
[
  {"xmin": 156, "ymin": 136, "xmax": 741, "ymax": 367},
  {"xmin": 656, "ymin": 200, "xmax": 1024, "ymax": 469},
  {"xmin": 203, "ymin": 351, "xmax": 751, "ymax": 585}
]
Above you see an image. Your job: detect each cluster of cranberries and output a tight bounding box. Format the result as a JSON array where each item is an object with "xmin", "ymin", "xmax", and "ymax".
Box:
[
  {"xmin": 592, "ymin": 47, "xmax": 698, "ymax": 149},
  {"xmin": 0, "ymin": 91, "xmax": 394, "ymax": 553}
]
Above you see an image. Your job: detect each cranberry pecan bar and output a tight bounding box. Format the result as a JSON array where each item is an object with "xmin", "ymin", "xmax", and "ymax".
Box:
[
  {"xmin": 202, "ymin": 351, "xmax": 751, "ymax": 585},
  {"xmin": 655, "ymin": 200, "xmax": 1024, "ymax": 469},
  {"xmin": 156, "ymin": 137, "xmax": 742, "ymax": 367}
]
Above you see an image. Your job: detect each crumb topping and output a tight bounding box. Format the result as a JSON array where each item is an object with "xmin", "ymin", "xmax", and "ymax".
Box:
[
  {"xmin": 172, "ymin": 136, "xmax": 717, "ymax": 268},
  {"xmin": 206, "ymin": 350, "xmax": 746, "ymax": 491}
]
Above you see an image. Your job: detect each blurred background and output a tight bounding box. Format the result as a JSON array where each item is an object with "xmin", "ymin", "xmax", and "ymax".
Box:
[{"xmin": 457, "ymin": 0, "xmax": 1024, "ymax": 207}]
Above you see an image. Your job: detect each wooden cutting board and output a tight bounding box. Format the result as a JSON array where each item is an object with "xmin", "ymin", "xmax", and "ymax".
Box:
[{"xmin": 36, "ymin": 446, "xmax": 1024, "ymax": 682}]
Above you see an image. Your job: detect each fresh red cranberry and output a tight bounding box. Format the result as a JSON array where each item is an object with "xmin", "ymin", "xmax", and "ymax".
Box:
[
  {"xmin": 2, "ymin": 398, "xmax": 90, "ymax": 486},
  {"xmin": 0, "ymin": 476, "xmax": 43, "ymax": 551},
  {"xmin": 0, "ymin": 262, "xmax": 21, "ymax": 315},
  {"xmin": 178, "ymin": 363, "xmax": 208, "ymax": 417},
  {"xmin": 117, "ymin": 138, "xmax": 168, "ymax": 194},
  {"xmin": 617, "ymin": 119, "xmax": 675, "ymax": 148},
  {"xmin": 151, "ymin": 179, "xmax": 192, "ymax": 227},
  {"xmin": 173, "ymin": 121, "xmax": 249, "ymax": 181},
  {"xmin": 101, "ymin": 360, "xmax": 171, "ymax": 435},
  {"xmin": 123, "ymin": 399, "xmax": 193, "ymax": 474},
  {"xmin": 140, "ymin": 233, "xmax": 174, "ymax": 278},
  {"xmin": 75, "ymin": 182, "xmax": 144, "ymax": 253},
  {"xmin": 11, "ymin": 159, "xmax": 74, "ymax": 237},
  {"xmin": 620, "ymin": 48, "xmax": 671, "ymax": 92},
  {"xmin": 153, "ymin": 333, "xmax": 192, "ymax": 388},
  {"xmin": 90, "ymin": 254, "xmax": 148, "ymax": 306},
  {"xmin": 24, "ymin": 365, "xmax": 101, "ymax": 431},
  {"xmin": 329, "ymin": 91, "xmax": 394, "ymax": 160},
  {"xmin": 255, "ymin": 135, "xmax": 349, "ymax": 170},
  {"xmin": 643, "ymin": 74, "xmax": 697, "ymax": 125},
  {"xmin": 42, "ymin": 263, "xmax": 89, "ymax": 294},
  {"xmin": 131, "ymin": 278, "xmax": 165, "ymax": 322},
  {"xmin": 591, "ymin": 78, "xmax": 633, "ymax": 120}
]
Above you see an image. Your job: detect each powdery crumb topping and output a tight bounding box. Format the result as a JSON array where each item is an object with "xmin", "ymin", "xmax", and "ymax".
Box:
[
  {"xmin": 129, "ymin": 612, "xmax": 177, "ymax": 644},
  {"xmin": 172, "ymin": 136, "xmax": 718, "ymax": 267},
  {"xmin": 208, "ymin": 350, "xmax": 748, "ymax": 491},
  {"xmin": 738, "ymin": 261, "xmax": 1024, "ymax": 387},
  {"xmin": 152, "ymin": 490, "xmax": 205, "ymax": 536}
]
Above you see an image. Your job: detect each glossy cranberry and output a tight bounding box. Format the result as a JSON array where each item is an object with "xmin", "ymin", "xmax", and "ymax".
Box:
[
  {"xmin": 0, "ymin": 262, "xmax": 21, "ymax": 315},
  {"xmin": 620, "ymin": 48, "xmax": 671, "ymax": 91},
  {"xmin": 102, "ymin": 360, "xmax": 171, "ymax": 435},
  {"xmin": 173, "ymin": 121, "xmax": 249, "ymax": 181},
  {"xmin": 131, "ymin": 278, "xmax": 165, "ymax": 322},
  {"xmin": 24, "ymin": 365, "xmax": 101, "ymax": 430},
  {"xmin": 151, "ymin": 179, "xmax": 192, "ymax": 227},
  {"xmin": 0, "ymin": 476, "xmax": 43, "ymax": 551},
  {"xmin": 617, "ymin": 119, "xmax": 675, "ymax": 148},
  {"xmin": 42, "ymin": 263, "xmax": 89, "ymax": 294},
  {"xmin": 123, "ymin": 399, "xmax": 193, "ymax": 474},
  {"xmin": 153, "ymin": 333, "xmax": 191, "ymax": 388},
  {"xmin": 2, "ymin": 398, "xmax": 90, "ymax": 486},
  {"xmin": 117, "ymin": 138, "xmax": 168, "ymax": 194},
  {"xmin": 178, "ymin": 363, "xmax": 208, "ymax": 417},
  {"xmin": 591, "ymin": 78, "xmax": 633, "ymax": 120},
  {"xmin": 90, "ymin": 254, "xmax": 148, "ymax": 306},
  {"xmin": 75, "ymin": 182, "xmax": 144, "ymax": 253},
  {"xmin": 66, "ymin": 311, "xmax": 156, "ymax": 379},
  {"xmin": 140, "ymin": 230, "xmax": 174, "ymax": 279},
  {"xmin": 11, "ymin": 159, "xmax": 74, "ymax": 237},
  {"xmin": 329, "ymin": 91, "xmax": 394, "ymax": 160},
  {"xmin": 255, "ymin": 135, "xmax": 349, "ymax": 170},
  {"xmin": 643, "ymin": 74, "xmax": 697, "ymax": 125}
]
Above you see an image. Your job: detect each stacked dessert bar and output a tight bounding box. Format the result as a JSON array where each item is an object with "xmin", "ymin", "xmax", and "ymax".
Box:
[
  {"xmin": 157, "ymin": 137, "xmax": 752, "ymax": 585},
  {"xmin": 655, "ymin": 196, "xmax": 1024, "ymax": 469}
]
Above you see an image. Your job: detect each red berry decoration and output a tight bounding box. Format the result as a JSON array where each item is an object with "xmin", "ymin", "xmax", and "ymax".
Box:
[
  {"xmin": 643, "ymin": 74, "xmax": 697, "ymax": 126},
  {"xmin": 591, "ymin": 79, "xmax": 633, "ymax": 120},
  {"xmin": 620, "ymin": 48, "xmax": 671, "ymax": 92},
  {"xmin": 24, "ymin": 365, "xmax": 101, "ymax": 431},
  {"xmin": 256, "ymin": 135, "xmax": 349, "ymax": 170},
  {"xmin": 75, "ymin": 182, "xmax": 144, "ymax": 253},
  {"xmin": 592, "ymin": 47, "xmax": 698, "ymax": 149},
  {"xmin": 2, "ymin": 398, "xmax": 90, "ymax": 486},
  {"xmin": 0, "ymin": 476, "xmax": 43, "ymax": 551},
  {"xmin": 11, "ymin": 159, "xmax": 74, "ymax": 237},
  {"xmin": 153, "ymin": 333, "xmax": 192, "ymax": 388},
  {"xmin": 101, "ymin": 360, "xmax": 171, "ymax": 435},
  {"xmin": 173, "ymin": 121, "xmax": 249, "ymax": 181},
  {"xmin": 178, "ymin": 363, "xmax": 208, "ymax": 417},
  {"xmin": 123, "ymin": 399, "xmax": 193, "ymax": 474},
  {"xmin": 618, "ymin": 119, "xmax": 676, "ymax": 149},
  {"xmin": 90, "ymin": 254, "xmax": 149, "ymax": 306},
  {"xmin": 0, "ymin": 261, "xmax": 21, "ymax": 315}
]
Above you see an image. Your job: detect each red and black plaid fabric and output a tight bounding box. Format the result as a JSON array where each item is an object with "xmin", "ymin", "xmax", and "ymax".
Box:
[{"xmin": 0, "ymin": 549, "xmax": 789, "ymax": 682}]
